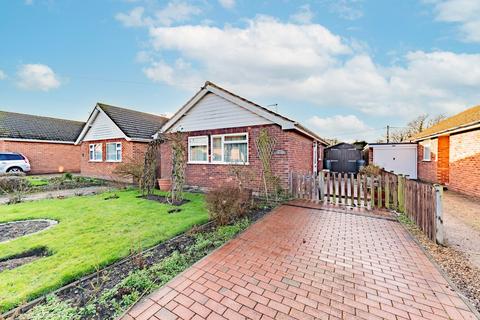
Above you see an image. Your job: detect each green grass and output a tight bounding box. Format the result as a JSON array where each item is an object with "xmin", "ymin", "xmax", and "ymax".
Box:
[
  {"xmin": 0, "ymin": 189, "xmax": 209, "ymax": 312},
  {"xmin": 25, "ymin": 177, "xmax": 49, "ymax": 187}
]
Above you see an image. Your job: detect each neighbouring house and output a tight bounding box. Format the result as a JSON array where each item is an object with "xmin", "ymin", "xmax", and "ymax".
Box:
[
  {"xmin": 156, "ymin": 81, "xmax": 328, "ymax": 193},
  {"xmin": 75, "ymin": 103, "xmax": 168, "ymax": 182},
  {"xmin": 324, "ymin": 142, "xmax": 363, "ymax": 173},
  {"xmin": 365, "ymin": 143, "xmax": 418, "ymax": 179},
  {"xmin": 412, "ymin": 105, "xmax": 480, "ymax": 197},
  {"xmin": 0, "ymin": 111, "xmax": 84, "ymax": 174}
]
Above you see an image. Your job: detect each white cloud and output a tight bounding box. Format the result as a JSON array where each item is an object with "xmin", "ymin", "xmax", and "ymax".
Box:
[
  {"xmin": 429, "ymin": 0, "xmax": 480, "ymax": 42},
  {"xmin": 135, "ymin": 16, "xmax": 480, "ymax": 120},
  {"xmin": 0, "ymin": 70, "xmax": 6, "ymax": 80},
  {"xmin": 16, "ymin": 64, "xmax": 61, "ymax": 91},
  {"xmin": 290, "ymin": 4, "xmax": 314, "ymax": 24},
  {"xmin": 25, "ymin": 0, "xmax": 33, "ymax": 5},
  {"xmin": 115, "ymin": 1, "xmax": 201, "ymax": 28},
  {"xmin": 329, "ymin": 0, "xmax": 364, "ymax": 20},
  {"xmin": 218, "ymin": 0, "xmax": 235, "ymax": 9},
  {"xmin": 307, "ymin": 115, "xmax": 375, "ymax": 141}
]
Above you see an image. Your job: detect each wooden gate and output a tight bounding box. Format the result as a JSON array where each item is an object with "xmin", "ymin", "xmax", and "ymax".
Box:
[{"xmin": 288, "ymin": 171, "xmax": 444, "ymax": 244}]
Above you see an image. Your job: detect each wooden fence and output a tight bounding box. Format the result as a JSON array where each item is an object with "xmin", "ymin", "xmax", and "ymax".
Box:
[{"xmin": 288, "ymin": 171, "xmax": 444, "ymax": 244}]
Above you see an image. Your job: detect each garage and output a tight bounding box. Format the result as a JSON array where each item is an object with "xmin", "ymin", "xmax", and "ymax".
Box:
[{"xmin": 366, "ymin": 143, "xmax": 417, "ymax": 179}]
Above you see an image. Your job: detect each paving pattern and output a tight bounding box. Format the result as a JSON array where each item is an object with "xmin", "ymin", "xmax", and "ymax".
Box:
[{"xmin": 121, "ymin": 205, "xmax": 478, "ymax": 320}]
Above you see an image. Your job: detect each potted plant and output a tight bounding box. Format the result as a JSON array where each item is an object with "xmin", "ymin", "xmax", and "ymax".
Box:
[{"xmin": 157, "ymin": 178, "xmax": 172, "ymax": 191}]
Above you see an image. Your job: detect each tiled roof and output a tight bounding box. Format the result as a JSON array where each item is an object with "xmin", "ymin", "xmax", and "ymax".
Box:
[
  {"xmin": 412, "ymin": 105, "xmax": 480, "ymax": 140},
  {"xmin": 0, "ymin": 111, "xmax": 84, "ymax": 142},
  {"xmin": 97, "ymin": 103, "xmax": 168, "ymax": 140}
]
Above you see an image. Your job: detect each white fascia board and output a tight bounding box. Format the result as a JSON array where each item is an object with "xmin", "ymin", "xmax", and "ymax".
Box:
[
  {"xmin": 413, "ymin": 122, "xmax": 480, "ymax": 141},
  {"xmin": 0, "ymin": 138, "xmax": 75, "ymax": 144},
  {"xmin": 206, "ymin": 85, "xmax": 295, "ymax": 129}
]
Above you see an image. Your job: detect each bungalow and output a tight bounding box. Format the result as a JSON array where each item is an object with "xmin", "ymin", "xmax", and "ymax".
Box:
[
  {"xmin": 75, "ymin": 103, "xmax": 168, "ymax": 182},
  {"xmin": 412, "ymin": 105, "xmax": 480, "ymax": 197},
  {"xmin": 0, "ymin": 111, "xmax": 84, "ymax": 174},
  {"xmin": 156, "ymin": 81, "xmax": 328, "ymax": 192}
]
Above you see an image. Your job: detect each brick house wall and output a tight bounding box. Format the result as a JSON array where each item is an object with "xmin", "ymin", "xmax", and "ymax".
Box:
[
  {"xmin": 80, "ymin": 138, "xmax": 148, "ymax": 182},
  {"xmin": 0, "ymin": 140, "xmax": 81, "ymax": 174},
  {"xmin": 159, "ymin": 124, "xmax": 317, "ymax": 192},
  {"xmin": 448, "ymin": 130, "xmax": 480, "ymax": 197},
  {"xmin": 417, "ymin": 138, "xmax": 438, "ymax": 183}
]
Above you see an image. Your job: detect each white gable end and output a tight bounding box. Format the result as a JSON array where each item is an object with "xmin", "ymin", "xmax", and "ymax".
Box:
[
  {"xmin": 169, "ymin": 93, "xmax": 273, "ymax": 132},
  {"xmin": 83, "ymin": 109, "xmax": 125, "ymax": 141}
]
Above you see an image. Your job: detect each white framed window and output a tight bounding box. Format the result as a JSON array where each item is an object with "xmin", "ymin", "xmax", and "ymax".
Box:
[
  {"xmin": 106, "ymin": 142, "xmax": 122, "ymax": 162},
  {"xmin": 188, "ymin": 136, "xmax": 208, "ymax": 163},
  {"xmin": 211, "ymin": 133, "xmax": 248, "ymax": 164},
  {"xmin": 89, "ymin": 143, "xmax": 103, "ymax": 162},
  {"xmin": 423, "ymin": 140, "xmax": 431, "ymax": 161}
]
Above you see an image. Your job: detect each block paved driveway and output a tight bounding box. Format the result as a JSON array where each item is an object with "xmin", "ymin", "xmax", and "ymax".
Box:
[{"xmin": 121, "ymin": 205, "xmax": 478, "ymax": 320}]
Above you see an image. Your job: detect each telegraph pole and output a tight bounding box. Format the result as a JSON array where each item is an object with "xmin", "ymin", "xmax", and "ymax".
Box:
[{"xmin": 386, "ymin": 125, "xmax": 390, "ymax": 143}]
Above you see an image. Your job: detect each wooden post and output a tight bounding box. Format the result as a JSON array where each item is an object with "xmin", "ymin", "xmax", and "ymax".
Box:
[
  {"xmin": 377, "ymin": 175, "xmax": 382, "ymax": 208},
  {"xmin": 397, "ymin": 175, "xmax": 404, "ymax": 213},
  {"xmin": 350, "ymin": 173, "xmax": 355, "ymax": 206},
  {"xmin": 435, "ymin": 184, "xmax": 444, "ymax": 245},
  {"xmin": 332, "ymin": 173, "xmax": 337, "ymax": 204},
  {"xmin": 357, "ymin": 174, "xmax": 361, "ymax": 207},
  {"xmin": 319, "ymin": 171, "xmax": 325, "ymax": 202},
  {"xmin": 385, "ymin": 174, "xmax": 390, "ymax": 209},
  {"xmin": 370, "ymin": 176, "xmax": 375, "ymax": 209}
]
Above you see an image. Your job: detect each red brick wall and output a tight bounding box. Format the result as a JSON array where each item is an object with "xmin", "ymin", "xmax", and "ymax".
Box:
[
  {"xmin": 0, "ymin": 140, "xmax": 81, "ymax": 174},
  {"xmin": 80, "ymin": 139, "xmax": 148, "ymax": 182},
  {"xmin": 437, "ymin": 135, "xmax": 450, "ymax": 184},
  {"xmin": 417, "ymin": 138, "xmax": 438, "ymax": 183},
  {"xmin": 159, "ymin": 124, "xmax": 316, "ymax": 192},
  {"xmin": 449, "ymin": 130, "xmax": 480, "ymax": 197}
]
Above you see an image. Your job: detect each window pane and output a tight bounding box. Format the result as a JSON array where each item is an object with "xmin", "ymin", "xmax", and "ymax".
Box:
[
  {"xmin": 190, "ymin": 145, "xmax": 207, "ymax": 162},
  {"xmin": 106, "ymin": 144, "xmax": 116, "ymax": 160},
  {"xmin": 94, "ymin": 144, "xmax": 102, "ymax": 161},
  {"xmin": 190, "ymin": 136, "xmax": 208, "ymax": 145},
  {"xmin": 212, "ymin": 137, "xmax": 222, "ymax": 162},
  {"xmin": 224, "ymin": 134, "xmax": 247, "ymax": 142},
  {"xmin": 224, "ymin": 142, "xmax": 247, "ymax": 163}
]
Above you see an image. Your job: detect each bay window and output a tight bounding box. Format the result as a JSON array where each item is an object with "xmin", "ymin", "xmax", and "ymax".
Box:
[{"xmin": 106, "ymin": 142, "xmax": 122, "ymax": 162}]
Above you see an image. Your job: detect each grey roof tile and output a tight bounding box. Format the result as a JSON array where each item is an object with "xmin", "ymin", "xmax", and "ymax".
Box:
[{"xmin": 0, "ymin": 111, "xmax": 85, "ymax": 142}]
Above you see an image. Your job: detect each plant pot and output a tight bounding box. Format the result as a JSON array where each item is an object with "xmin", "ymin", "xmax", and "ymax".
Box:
[{"xmin": 157, "ymin": 178, "xmax": 172, "ymax": 191}]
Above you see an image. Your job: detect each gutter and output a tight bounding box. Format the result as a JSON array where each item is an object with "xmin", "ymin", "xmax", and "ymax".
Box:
[{"xmin": 0, "ymin": 138, "xmax": 76, "ymax": 145}]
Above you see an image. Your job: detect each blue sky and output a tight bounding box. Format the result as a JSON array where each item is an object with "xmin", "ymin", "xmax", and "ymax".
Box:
[{"xmin": 1, "ymin": 0, "xmax": 480, "ymax": 141}]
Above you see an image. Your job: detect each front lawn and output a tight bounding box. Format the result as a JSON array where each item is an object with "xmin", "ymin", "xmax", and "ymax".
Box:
[{"xmin": 0, "ymin": 189, "xmax": 209, "ymax": 312}]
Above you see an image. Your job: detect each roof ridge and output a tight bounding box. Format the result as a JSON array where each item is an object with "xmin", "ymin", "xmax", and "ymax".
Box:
[
  {"xmin": 0, "ymin": 110, "xmax": 85, "ymax": 124},
  {"xmin": 97, "ymin": 102, "xmax": 168, "ymax": 120}
]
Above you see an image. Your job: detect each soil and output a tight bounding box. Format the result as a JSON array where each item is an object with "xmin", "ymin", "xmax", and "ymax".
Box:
[
  {"xmin": 4, "ymin": 206, "xmax": 272, "ymax": 320},
  {"xmin": 401, "ymin": 219, "xmax": 480, "ymax": 313},
  {"xmin": 138, "ymin": 195, "xmax": 190, "ymax": 206},
  {"xmin": 0, "ymin": 247, "xmax": 50, "ymax": 272},
  {"xmin": 0, "ymin": 220, "xmax": 57, "ymax": 243}
]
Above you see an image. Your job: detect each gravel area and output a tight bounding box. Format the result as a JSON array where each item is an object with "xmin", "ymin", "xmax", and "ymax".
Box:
[
  {"xmin": 0, "ymin": 220, "xmax": 57, "ymax": 243},
  {"xmin": 443, "ymin": 190, "xmax": 480, "ymax": 269},
  {"xmin": 401, "ymin": 216, "xmax": 480, "ymax": 313},
  {"xmin": 0, "ymin": 186, "xmax": 111, "ymax": 205}
]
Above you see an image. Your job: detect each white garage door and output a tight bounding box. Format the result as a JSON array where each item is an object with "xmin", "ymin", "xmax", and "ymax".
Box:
[{"xmin": 373, "ymin": 144, "xmax": 417, "ymax": 179}]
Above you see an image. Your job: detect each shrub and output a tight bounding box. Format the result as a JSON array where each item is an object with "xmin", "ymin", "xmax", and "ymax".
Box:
[
  {"xmin": 113, "ymin": 157, "xmax": 144, "ymax": 183},
  {"xmin": 359, "ymin": 164, "xmax": 382, "ymax": 176},
  {"xmin": 205, "ymin": 186, "xmax": 251, "ymax": 226},
  {"xmin": 0, "ymin": 175, "xmax": 31, "ymax": 194},
  {"xmin": 62, "ymin": 172, "xmax": 73, "ymax": 180}
]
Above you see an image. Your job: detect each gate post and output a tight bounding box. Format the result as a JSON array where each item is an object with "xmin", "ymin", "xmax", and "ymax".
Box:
[
  {"xmin": 319, "ymin": 171, "xmax": 325, "ymax": 203},
  {"xmin": 434, "ymin": 184, "xmax": 445, "ymax": 245}
]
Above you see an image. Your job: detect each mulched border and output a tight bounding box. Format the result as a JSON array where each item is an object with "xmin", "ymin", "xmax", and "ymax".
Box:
[{"xmin": 0, "ymin": 219, "xmax": 58, "ymax": 244}]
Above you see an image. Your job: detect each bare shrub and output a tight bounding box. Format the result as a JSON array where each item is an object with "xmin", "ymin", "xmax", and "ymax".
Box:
[
  {"xmin": 205, "ymin": 186, "xmax": 251, "ymax": 226},
  {"xmin": 359, "ymin": 164, "xmax": 382, "ymax": 176},
  {"xmin": 113, "ymin": 157, "xmax": 145, "ymax": 183},
  {"xmin": 0, "ymin": 175, "xmax": 30, "ymax": 194}
]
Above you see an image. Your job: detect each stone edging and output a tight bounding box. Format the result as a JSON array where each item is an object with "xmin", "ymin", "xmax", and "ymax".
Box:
[{"xmin": 0, "ymin": 219, "xmax": 58, "ymax": 245}]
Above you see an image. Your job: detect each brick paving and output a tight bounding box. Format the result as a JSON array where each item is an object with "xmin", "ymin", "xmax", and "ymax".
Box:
[{"xmin": 121, "ymin": 205, "xmax": 478, "ymax": 320}]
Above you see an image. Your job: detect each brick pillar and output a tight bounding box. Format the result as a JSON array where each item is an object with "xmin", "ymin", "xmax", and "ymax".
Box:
[{"xmin": 437, "ymin": 135, "xmax": 450, "ymax": 184}]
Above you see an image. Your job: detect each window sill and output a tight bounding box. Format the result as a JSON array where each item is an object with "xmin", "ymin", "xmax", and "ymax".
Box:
[
  {"xmin": 188, "ymin": 161, "xmax": 209, "ymax": 164},
  {"xmin": 106, "ymin": 160, "xmax": 122, "ymax": 163},
  {"xmin": 422, "ymin": 159, "xmax": 431, "ymax": 162},
  {"xmin": 89, "ymin": 160, "xmax": 103, "ymax": 163},
  {"xmin": 188, "ymin": 161, "xmax": 249, "ymax": 165}
]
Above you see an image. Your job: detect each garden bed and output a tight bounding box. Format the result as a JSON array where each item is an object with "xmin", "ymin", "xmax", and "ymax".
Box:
[
  {"xmin": 6, "ymin": 206, "xmax": 272, "ymax": 320},
  {"xmin": 399, "ymin": 214, "xmax": 480, "ymax": 313},
  {"xmin": 0, "ymin": 219, "xmax": 57, "ymax": 243},
  {"xmin": 0, "ymin": 247, "xmax": 50, "ymax": 272}
]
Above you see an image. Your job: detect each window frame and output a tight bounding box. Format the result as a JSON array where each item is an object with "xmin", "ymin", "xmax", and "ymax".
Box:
[
  {"xmin": 188, "ymin": 136, "xmax": 209, "ymax": 164},
  {"xmin": 210, "ymin": 132, "xmax": 249, "ymax": 165},
  {"xmin": 423, "ymin": 140, "xmax": 431, "ymax": 161},
  {"xmin": 89, "ymin": 143, "xmax": 103, "ymax": 162},
  {"xmin": 106, "ymin": 142, "xmax": 122, "ymax": 162}
]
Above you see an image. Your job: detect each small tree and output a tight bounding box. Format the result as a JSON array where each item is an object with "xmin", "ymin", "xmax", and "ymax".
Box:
[
  {"xmin": 140, "ymin": 138, "xmax": 165, "ymax": 196},
  {"xmin": 255, "ymin": 128, "xmax": 278, "ymax": 202}
]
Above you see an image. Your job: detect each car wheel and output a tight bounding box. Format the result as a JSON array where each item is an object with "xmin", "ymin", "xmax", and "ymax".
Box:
[{"xmin": 7, "ymin": 167, "xmax": 23, "ymax": 173}]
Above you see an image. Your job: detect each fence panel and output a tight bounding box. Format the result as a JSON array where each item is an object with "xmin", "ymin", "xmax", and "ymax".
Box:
[{"xmin": 288, "ymin": 171, "xmax": 444, "ymax": 244}]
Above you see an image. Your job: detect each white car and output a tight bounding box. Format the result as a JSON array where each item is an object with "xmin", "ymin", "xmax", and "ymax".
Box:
[{"xmin": 0, "ymin": 152, "xmax": 31, "ymax": 173}]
